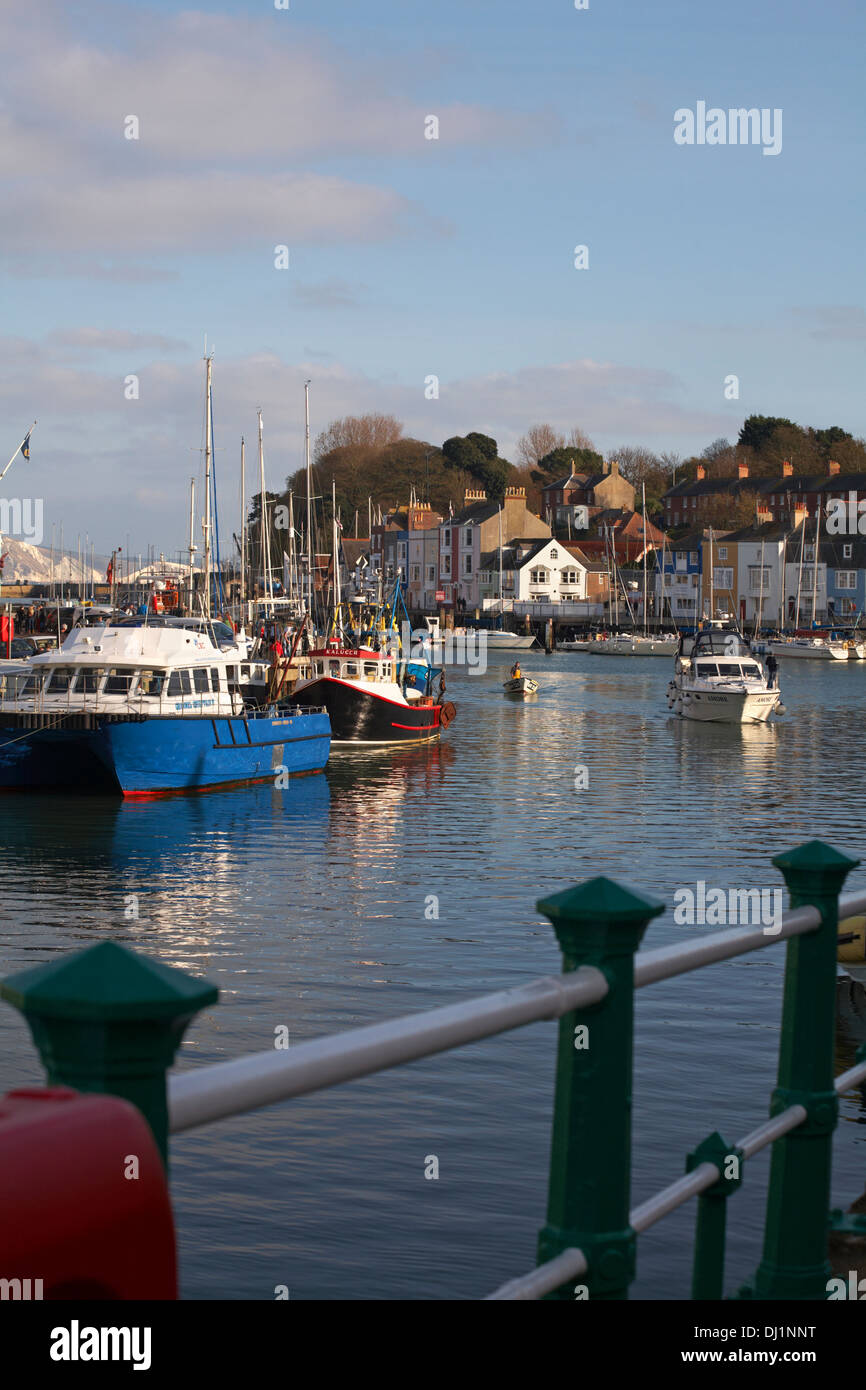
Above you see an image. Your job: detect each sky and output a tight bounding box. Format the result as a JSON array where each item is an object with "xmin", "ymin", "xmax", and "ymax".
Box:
[{"xmin": 1, "ymin": 0, "xmax": 864, "ymax": 559}]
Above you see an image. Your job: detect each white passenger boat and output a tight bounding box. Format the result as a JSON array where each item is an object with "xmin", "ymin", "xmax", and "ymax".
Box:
[{"xmin": 667, "ymin": 629, "xmax": 784, "ymax": 724}]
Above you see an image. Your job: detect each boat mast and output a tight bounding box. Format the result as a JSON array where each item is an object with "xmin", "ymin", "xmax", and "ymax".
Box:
[
  {"xmin": 810, "ymin": 506, "xmax": 821, "ymax": 627},
  {"xmin": 305, "ymin": 380, "xmax": 313, "ymax": 622},
  {"xmin": 239, "ymin": 437, "xmax": 246, "ymax": 608},
  {"xmin": 203, "ymin": 354, "xmax": 213, "ymax": 619},
  {"xmin": 708, "ymin": 526, "xmax": 714, "ymax": 623},
  {"xmin": 498, "ymin": 505, "xmax": 503, "ymax": 613},
  {"xmin": 756, "ymin": 537, "xmax": 765, "ymax": 636},
  {"xmin": 288, "ymin": 491, "xmax": 296, "ymax": 601},
  {"xmin": 642, "ymin": 482, "xmax": 648, "ymax": 636},
  {"xmin": 795, "ymin": 516, "xmax": 806, "ymax": 631},
  {"xmin": 258, "ymin": 409, "xmax": 273, "ymax": 608},
  {"xmin": 187, "ymin": 477, "xmax": 196, "ymax": 612}
]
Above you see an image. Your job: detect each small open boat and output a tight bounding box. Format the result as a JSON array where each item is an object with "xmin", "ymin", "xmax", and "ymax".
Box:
[{"xmin": 503, "ymin": 675, "xmax": 538, "ymax": 696}]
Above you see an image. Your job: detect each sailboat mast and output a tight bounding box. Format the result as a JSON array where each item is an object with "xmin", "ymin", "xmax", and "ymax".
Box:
[
  {"xmin": 288, "ymin": 491, "xmax": 295, "ymax": 601},
  {"xmin": 795, "ymin": 517, "xmax": 806, "ymax": 630},
  {"xmin": 332, "ymin": 479, "xmax": 341, "ymax": 631},
  {"xmin": 187, "ymin": 477, "xmax": 196, "ymax": 611},
  {"xmin": 305, "ymin": 380, "xmax": 313, "ymax": 621},
  {"xmin": 757, "ymin": 537, "xmax": 765, "ymax": 635},
  {"xmin": 203, "ymin": 355, "xmax": 213, "ymax": 619},
  {"xmin": 239, "ymin": 437, "xmax": 246, "ymax": 607},
  {"xmin": 258, "ymin": 409, "xmax": 273, "ymax": 607},
  {"xmin": 708, "ymin": 526, "xmax": 714, "ymax": 623},
  {"xmin": 810, "ymin": 506, "xmax": 821, "ymax": 627},
  {"xmin": 642, "ymin": 482, "xmax": 647, "ymax": 635},
  {"xmin": 498, "ymin": 505, "xmax": 503, "ymax": 611}
]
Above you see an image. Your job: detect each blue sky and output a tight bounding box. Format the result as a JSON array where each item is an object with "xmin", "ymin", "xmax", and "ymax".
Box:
[{"xmin": 1, "ymin": 0, "xmax": 863, "ymax": 557}]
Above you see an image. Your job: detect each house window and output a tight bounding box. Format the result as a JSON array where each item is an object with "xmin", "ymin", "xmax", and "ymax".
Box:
[
  {"xmin": 464, "ymin": 526, "xmax": 473, "ymax": 544},
  {"xmin": 464, "ymin": 554, "xmax": 472, "ymax": 574},
  {"xmin": 530, "ymin": 568, "xmax": 549, "ymax": 584},
  {"xmin": 442, "ymin": 555, "xmax": 451, "ymax": 575},
  {"xmin": 411, "ymin": 565, "xmax": 420, "ymax": 581},
  {"xmin": 748, "ymin": 566, "xmax": 771, "ymax": 592},
  {"xmin": 426, "ymin": 565, "xmax": 436, "ymax": 582},
  {"xmin": 836, "ymin": 571, "xmax": 857, "ymax": 590},
  {"xmin": 713, "ymin": 568, "xmax": 734, "ymax": 589},
  {"xmin": 718, "ymin": 546, "xmax": 728, "ymax": 561},
  {"xmin": 561, "ymin": 569, "xmax": 580, "ymax": 585},
  {"xmin": 550, "ymin": 548, "xmax": 558, "ymax": 559},
  {"xmin": 689, "ymin": 552, "xmax": 698, "ymax": 565},
  {"xmin": 843, "ymin": 544, "xmax": 853, "ymax": 559}
]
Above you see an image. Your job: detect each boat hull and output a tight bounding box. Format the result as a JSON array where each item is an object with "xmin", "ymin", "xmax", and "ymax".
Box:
[
  {"xmin": 288, "ymin": 677, "xmax": 446, "ymax": 743},
  {"xmin": 0, "ymin": 709, "xmax": 331, "ymax": 796},
  {"xmin": 670, "ymin": 687, "xmax": 780, "ymax": 723},
  {"xmin": 478, "ymin": 631, "xmax": 536, "ymax": 650},
  {"xmin": 503, "ymin": 677, "xmax": 538, "ymax": 695}
]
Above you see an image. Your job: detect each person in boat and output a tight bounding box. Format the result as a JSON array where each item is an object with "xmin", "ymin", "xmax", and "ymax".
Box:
[
  {"xmin": 510, "ymin": 661, "xmax": 522, "ymax": 679},
  {"xmin": 766, "ymin": 652, "xmax": 778, "ymax": 689}
]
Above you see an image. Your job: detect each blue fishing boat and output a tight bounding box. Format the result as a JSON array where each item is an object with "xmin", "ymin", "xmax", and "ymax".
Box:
[{"xmin": 0, "ymin": 617, "xmax": 330, "ymax": 797}]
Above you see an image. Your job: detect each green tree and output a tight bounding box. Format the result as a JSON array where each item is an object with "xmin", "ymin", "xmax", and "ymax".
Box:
[
  {"xmin": 531, "ymin": 445, "xmax": 604, "ymax": 487},
  {"xmin": 441, "ymin": 432, "xmax": 511, "ymax": 503}
]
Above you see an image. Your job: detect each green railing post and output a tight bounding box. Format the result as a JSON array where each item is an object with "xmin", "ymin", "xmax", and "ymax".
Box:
[
  {"xmin": 537, "ymin": 876, "xmax": 664, "ymax": 1300},
  {"xmin": 753, "ymin": 839, "xmax": 859, "ymax": 1300},
  {"xmin": 0, "ymin": 940, "xmax": 218, "ymax": 1166},
  {"xmin": 687, "ymin": 1131, "xmax": 743, "ymax": 1300}
]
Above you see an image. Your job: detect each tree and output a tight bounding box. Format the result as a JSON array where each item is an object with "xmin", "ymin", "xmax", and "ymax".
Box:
[
  {"xmin": 737, "ymin": 415, "xmax": 796, "ymax": 454},
  {"xmin": 531, "ymin": 446, "xmax": 604, "ymax": 488},
  {"xmin": 313, "ymin": 413, "xmax": 403, "ymax": 461},
  {"xmin": 566, "ymin": 426, "xmax": 596, "ymax": 451},
  {"xmin": 442, "ymin": 432, "xmax": 511, "ymax": 503},
  {"xmin": 516, "ymin": 424, "xmax": 564, "ymax": 469},
  {"xmin": 701, "ymin": 437, "xmax": 732, "ymax": 462}
]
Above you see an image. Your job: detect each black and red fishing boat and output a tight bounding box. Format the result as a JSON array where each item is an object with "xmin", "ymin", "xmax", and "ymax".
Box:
[{"xmin": 287, "ymin": 642, "xmax": 455, "ymax": 744}]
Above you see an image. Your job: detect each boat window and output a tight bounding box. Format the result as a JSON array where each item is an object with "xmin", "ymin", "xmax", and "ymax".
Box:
[
  {"xmin": 75, "ymin": 667, "xmax": 106, "ymax": 693},
  {"xmin": 240, "ymin": 665, "xmax": 250, "ymax": 678},
  {"xmin": 344, "ymin": 663, "xmax": 358, "ymax": 676},
  {"xmin": 210, "ymin": 668, "xmax": 221, "ymax": 689},
  {"xmin": 18, "ymin": 672, "xmax": 44, "ymax": 696},
  {"xmin": 364, "ymin": 662, "xmax": 378, "ymax": 676},
  {"xmin": 717, "ymin": 663, "xmax": 741, "ymax": 676},
  {"xmin": 696, "ymin": 663, "xmax": 719, "ymax": 676},
  {"xmin": 105, "ymin": 668, "xmax": 135, "ymax": 695},
  {"xmin": 167, "ymin": 670, "xmax": 193, "ymax": 697},
  {"xmin": 226, "ymin": 667, "xmax": 237, "ymax": 683},
  {"xmin": 742, "ymin": 664, "xmax": 761, "ymax": 678},
  {"xmin": 329, "ymin": 661, "xmax": 340, "ymax": 676},
  {"xmin": 138, "ymin": 669, "xmax": 167, "ymax": 696},
  {"xmin": 316, "ymin": 662, "xmax": 324, "ymax": 676},
  {"xmin": 46, "ymin": 667, "xmax": 75, "ymax": 692},
  {"xmin": 193, "ymin": 668, "xmax": 210, "ymax": 694}
]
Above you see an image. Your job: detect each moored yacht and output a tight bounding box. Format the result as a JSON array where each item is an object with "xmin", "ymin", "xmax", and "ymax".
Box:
[{"xmin": 667, "ymin": 628, "xmax": 784, "ymax": 724}]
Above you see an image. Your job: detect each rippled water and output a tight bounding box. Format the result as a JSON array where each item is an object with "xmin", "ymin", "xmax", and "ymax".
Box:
[{"xmin": 1, "ymin": 649, "xmax": 865, "ymax": 1299}]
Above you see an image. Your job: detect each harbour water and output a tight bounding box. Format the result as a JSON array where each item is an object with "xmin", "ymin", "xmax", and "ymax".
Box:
[{"xmin": 1, "ymin": 649, "xmax": 865, "ymax": 1299}]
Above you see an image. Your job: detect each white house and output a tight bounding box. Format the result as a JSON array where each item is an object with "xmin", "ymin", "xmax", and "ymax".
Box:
[{"xmin": 480, "ymin": 538, "xmax": 591, "ymax": 607}]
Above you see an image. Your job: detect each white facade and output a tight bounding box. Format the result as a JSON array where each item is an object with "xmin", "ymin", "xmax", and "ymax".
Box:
[
  {"xmin": 735, "ymin": 539, "xmax": 785, "ymax": 628},
  {"xmin": 480, "ymin": 540, "xmax": 590, "ymax": 606}
]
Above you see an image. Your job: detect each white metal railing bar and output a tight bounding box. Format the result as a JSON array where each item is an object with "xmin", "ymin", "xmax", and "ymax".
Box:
[
  {"xmin": 485, "ymin": 1248, "xmax": 588, "ymax": 1302},
  {"xmin": 634, "ymin": 906, "xmax": 821, "ymax": 988},
  {"xmin": 486, "ymin": 1064, "xmax": 866, "ymax": 1301},
  {"xmin": 169, "ymin": 895, "xmax": 851, "ymax": 1134},
  {"xmin": 168, "ymin": 967, "xmax": 609, "ymax": 1134},
  {"xmin": 839, "ymin": 889, "xmax": 866, "ymax": 919}
]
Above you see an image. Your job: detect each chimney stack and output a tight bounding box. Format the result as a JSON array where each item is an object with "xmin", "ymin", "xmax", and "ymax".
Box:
[
  {"xmin": 504, "ymin": 486, "xmax": 525, "ymax": 499},
  {"xmin": 696, "ymin": 464, "xmax": 706, "ymax": 481},
  {"xmin": 738, "ymin": 463, "xmax": 749, "ymax": 479},
  {"xmin": 829, "ymin": 460, "xmax": 841, "ymax": 476},
  {"xmin": 782, "ymin": 460, "xmax": 793, "ymax": 477}
]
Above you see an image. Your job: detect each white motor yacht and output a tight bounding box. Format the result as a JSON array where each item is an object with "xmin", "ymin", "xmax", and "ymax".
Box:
[{"xmin": 667, "ymin": 628, "xmax": 784, "ymax": 724}]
